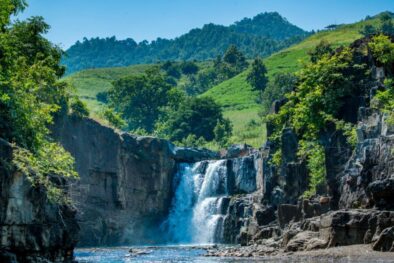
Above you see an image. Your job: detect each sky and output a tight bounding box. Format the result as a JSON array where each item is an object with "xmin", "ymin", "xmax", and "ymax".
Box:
[{"xmin": 16, "ymin": 0, "xmax": 394, "ymax": 49}]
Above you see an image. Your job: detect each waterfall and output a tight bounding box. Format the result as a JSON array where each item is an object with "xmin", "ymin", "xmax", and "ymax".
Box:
[{"xmin": 165, "ymin": 160, "xmax": 229, "ymax": 244}]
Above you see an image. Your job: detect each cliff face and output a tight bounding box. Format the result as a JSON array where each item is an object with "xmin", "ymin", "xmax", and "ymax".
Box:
[
  {"xmin": 52, "ymin": 116, "xmax": 217, "ymax": 246},
  {"xmin": 210, "ymin": 64, "xmax": 394, "ymax": 254},
  {"xmin": 0, "ymin": 139, "xmax": 79, "ymax": 263},
  {"xmin": 339, "ymin": 109, "xmax": 394, "ymax": 209}
]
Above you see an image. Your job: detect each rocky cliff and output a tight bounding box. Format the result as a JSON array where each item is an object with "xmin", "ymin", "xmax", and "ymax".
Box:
[
  {"xmin": 52, "ymin": 116, "xmax": 218, "ymax": 246},
  {"xmin": 204, "ymin": 107, "xmax": 394, "ymax": 257},
  {"xmin": 206, "ymin": 50, "xmax": 394, "ymax": 256},
  {"xmin": 0, "ymin": 139, "xmax": 79, "ymax": 263}
]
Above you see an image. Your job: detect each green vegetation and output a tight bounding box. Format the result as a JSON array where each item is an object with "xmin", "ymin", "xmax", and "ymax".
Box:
[
  {"xmin": 360, "ymin": 12, "xmax": 394, "ymax": 36},
  {"xmin": 104, "ymin": 66, "xmax": 233, "ymax": 147},
  {"xmin": 0, "ymin": 0, "xmax": 78, "ymax": 203},
  {"xmin": 247, "ymin": 57, "xmax": 268, "ymax": 97},
  {"xmin": 369, "ymin": 35, "xmax": 394, "ymax": 125},
  {"xmin": 65, "ymin": 12, "xmax": 393, "ymax": 149},
  {"xmin": 64, "ymin": 64, "xmax": 152, "ymax": 117},
  {"xmin": 108, "ymin": 68, "xmax": 176, "ymax": 133},
  {"xmin": 62, "ymin": 12, "xmax": 308, "ymax": 74},
  {"xmin": 158, "ymin": 97, "xmax": 232, "ymax": 146},
  {"xmin": 201, "ymin": 12, "xmax": 394, "ymax": 147},
  {"xmin": 267, "ymin": 32, "xmax": 394, "ymax": 197}
]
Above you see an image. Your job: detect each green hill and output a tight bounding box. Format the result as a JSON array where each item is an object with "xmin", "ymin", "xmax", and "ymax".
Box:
[
  {"xmin": 62, "ymin": 12, "xmax": 308, "ymax": 74},
  {"xmin": 66, "ymin": 12, "xmax": 393, "ymax": 148},
  {"xmin": 65, "ymin": 64, "xmax": 152, "ymax": 117},
  {"xmin": 202, "ymin": 12, "xmax": 393, "ymax": 147}
]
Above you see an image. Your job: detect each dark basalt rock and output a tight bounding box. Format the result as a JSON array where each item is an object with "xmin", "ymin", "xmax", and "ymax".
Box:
[
  {"xmin": 0, "ymin": 139, "xmax": 78, "ymax": 263},
  {"xmin": 224, "ymin": 144, "xmax": 253, "ymax": 159},
  {"xmin": 367, "ymin": 178, "xmax": 394, "ymax": 209},
  {"xmin": 373, "ymin": 227, "xmax": 394, "ymax": 252},
  {"xmin": 51, "ymin": 116, "xmax": 220, "ymax": 247},
  {"xmin": 173, "ymin": 146, "xmax": 219, "ymax": 162},
  {"xmin": 338, "ymin": 111, "xmax": 394, "ymax": 210},
  {"xmin": 319, "ymin": 210, "xmax": 394, "ymax": 248}
]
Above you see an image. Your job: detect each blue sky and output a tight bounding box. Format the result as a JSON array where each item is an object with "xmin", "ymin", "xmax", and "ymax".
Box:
[{"xmin": 16, "ymin": 0, "xmax": 393, "ymax": 49}]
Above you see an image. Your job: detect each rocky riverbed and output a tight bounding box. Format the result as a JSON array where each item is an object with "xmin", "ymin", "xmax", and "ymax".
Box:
[{"xmin": 206, "ymin": 244, "xmax": 394, "ymax": 262}]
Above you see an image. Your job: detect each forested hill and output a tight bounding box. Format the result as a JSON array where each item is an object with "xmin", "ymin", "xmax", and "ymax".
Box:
[
  {"xmin": 230, "ymin": 12, "xmax": 306, "ymax": 39},
  {"xmin": 62, "ymin": 12, "xmax": 309, "ymax": 74}
]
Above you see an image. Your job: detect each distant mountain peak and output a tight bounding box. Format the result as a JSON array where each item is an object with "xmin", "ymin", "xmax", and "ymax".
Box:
[
  {"xmin": 231, "ymin": 12, "xmax": 308, "ymax": 40},
  {"xmin": 63, "ymin": 12, "xmax": 308, "ymax": 74}
]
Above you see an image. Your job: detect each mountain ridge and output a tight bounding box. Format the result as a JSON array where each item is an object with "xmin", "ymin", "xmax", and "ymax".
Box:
[{"xmin": 62, "ymin": 12, "xmax": 309, "ymax": 74}]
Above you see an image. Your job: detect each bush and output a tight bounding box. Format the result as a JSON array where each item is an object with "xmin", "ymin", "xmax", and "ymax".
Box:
[
  {"xmin": 12, "ymin": 142, "xmax": 78, "ymax": 204},
  {"xmin": 368, "ymin": 34, "xmax": 394, "ymax": 66},
  {"xmin": 180, "ymin": 61, "xmax": 199, "ymax": 75},
  {"xmin": 102, "ymin": 107, "xmax": 126, "ymax": 129},
  {"xmin": 96, "ymin": 91, "xmax": 108, "ymax": 103},
  {"xmin": 70, "ymin": 98, "xmax": 89, "ymax": 118}
]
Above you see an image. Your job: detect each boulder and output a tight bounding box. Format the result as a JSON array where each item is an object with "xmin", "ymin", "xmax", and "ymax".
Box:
[
  {"xmin": 373, "ymin": 227, "xmax": 394, "ymax": 252},
  {"xmin": 367, "ymin": 178, "xmax": 394, "ymax": 209},
  {"xmin": 254, "ymin": 206, "xmax": 276, "ymax": 226},
  {"xmin": 320, "ymin": 210, "xmax": 371, "ymax": 247},
  {"xmin": 285, "ymin": 231, "xmax": 319, "ymax": 252},
  {"xmin": 173, "ymin": 146, "xmax": 219, "ymax": 162},
  {"xmin": 224, "ymin": 144, "xmax": 253, "ymax": 159},
  {"xmin": 278, "ymin": 204, "xmax": 301, "ymax": 228}
]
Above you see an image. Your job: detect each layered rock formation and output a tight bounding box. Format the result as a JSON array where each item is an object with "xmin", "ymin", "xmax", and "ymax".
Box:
[
  {"xmin": 0, "ymin": 139, "xmax": 79, "ymax": 263},
  {"xmin": 52, "ymin": 116, "xmax": 217, "ymax": 246},
  {"xmin": 206, "ymin": 40, "xmax": 394, "ymax": 254}
]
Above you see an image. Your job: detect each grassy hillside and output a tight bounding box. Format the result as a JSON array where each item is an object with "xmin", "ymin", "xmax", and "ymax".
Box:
[
  {"xmin": 65, "ymin": 64, "xmax": 152, "ymax": 117},
  {"xmin": 66, "ymin": 12, "xmax": 392, "ymax": 148},
  {"xmin": 202, "ymin": 13, "xmax": 392, "ymax": 147}
]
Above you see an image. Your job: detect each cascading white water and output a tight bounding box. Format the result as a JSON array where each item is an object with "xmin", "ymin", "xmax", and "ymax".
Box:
[{"xmin": 165, "ymin": 160, "xmax": 229, "ymax": 244}]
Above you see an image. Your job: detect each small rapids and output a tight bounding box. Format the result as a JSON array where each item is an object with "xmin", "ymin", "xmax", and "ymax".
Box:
[{"xmin": 164, "ymin": 160, "xmax": 229, "ymax": 244}]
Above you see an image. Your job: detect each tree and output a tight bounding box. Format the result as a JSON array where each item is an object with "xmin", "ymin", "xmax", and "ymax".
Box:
[
  {"xmin": 360, "ymin": 24, "xmax": 376, "ymax": 37},
  {"xmin": 261, "ymin": 72, "xmax": 297, "ymax": 114},
  {"xmin": 308, "ymin": 40, "xmax": 334, "ymax": 63},
  {"xmin": 368, "ymin": 34, "xmax": 394, "ymax": 66},
  {"xmin": 180, "ymin": 61, "xmax": 199, "ymax": 75},
  {"xmin": 102, "ymin": 107, "xmax": 126, "ymax": 130},
  {"xmin": 70, "ymin": 98, "xmax": 89, "ymax": 118},
  {"xmin": 223, "ymin": 45, "xmax": 248, "ymax": 69},
  {"xmin": 247, "ymin": 57, "xmax": 268, "ymax": 94},
  {"xmin": 160, "ymin": 97, "xmax": 232, "ymax": 143},
  {"xmin": 380, "ymin": 13, "xmax": 394, "ymax": 35},
  {"xmin": 108, "ymin": 68, "xmax": 175, "ymax": 132},
  {"xmin": 161, "ymin": 61, "xmax": 181, "ymax": 79},
  {"xmin": 0, "ymin": 0, "xmax": 78, "ymax": 203},
  {"xmin": 214, "ymin": 119, "xmax": 232, "ymax": 147}
]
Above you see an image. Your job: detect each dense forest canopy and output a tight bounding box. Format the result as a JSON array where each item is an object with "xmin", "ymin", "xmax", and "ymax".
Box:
[{"xmin": 62, "ymin": 12, "xmax": 309, "ymax": 74}]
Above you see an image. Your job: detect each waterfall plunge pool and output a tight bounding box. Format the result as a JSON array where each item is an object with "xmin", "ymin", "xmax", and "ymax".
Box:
[{"xmin": 74, "ymin": 161, "xmax": 392, "ymax": 262}]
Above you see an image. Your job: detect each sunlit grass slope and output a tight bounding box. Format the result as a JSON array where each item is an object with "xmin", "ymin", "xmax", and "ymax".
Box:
[
  {"xmin": 202, "ymin": 13, "xmax": 391, "ymax": 147},
  {"xmin": 64, "ymin": 64, "xmax": 152, "ymax": 117}
]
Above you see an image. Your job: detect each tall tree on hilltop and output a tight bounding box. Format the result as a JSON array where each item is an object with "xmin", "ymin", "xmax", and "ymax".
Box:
[{"xmin": 247, "ymin": 57, "xmax": 268, "ymax": 100}]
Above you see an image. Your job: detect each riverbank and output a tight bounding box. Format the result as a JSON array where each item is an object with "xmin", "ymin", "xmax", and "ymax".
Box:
[{"xmin": 206, "ymin": 244, "xmax": 394, "ymax": 262}]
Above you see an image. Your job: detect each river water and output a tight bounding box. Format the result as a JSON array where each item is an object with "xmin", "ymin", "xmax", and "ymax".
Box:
[
  {"xmin": 75, "ymin": 246, "xmax": 255, "ymax": 263},
  {"xmin": 75, "ymin": 246, "xmax": 394, "ymax": 263}
]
